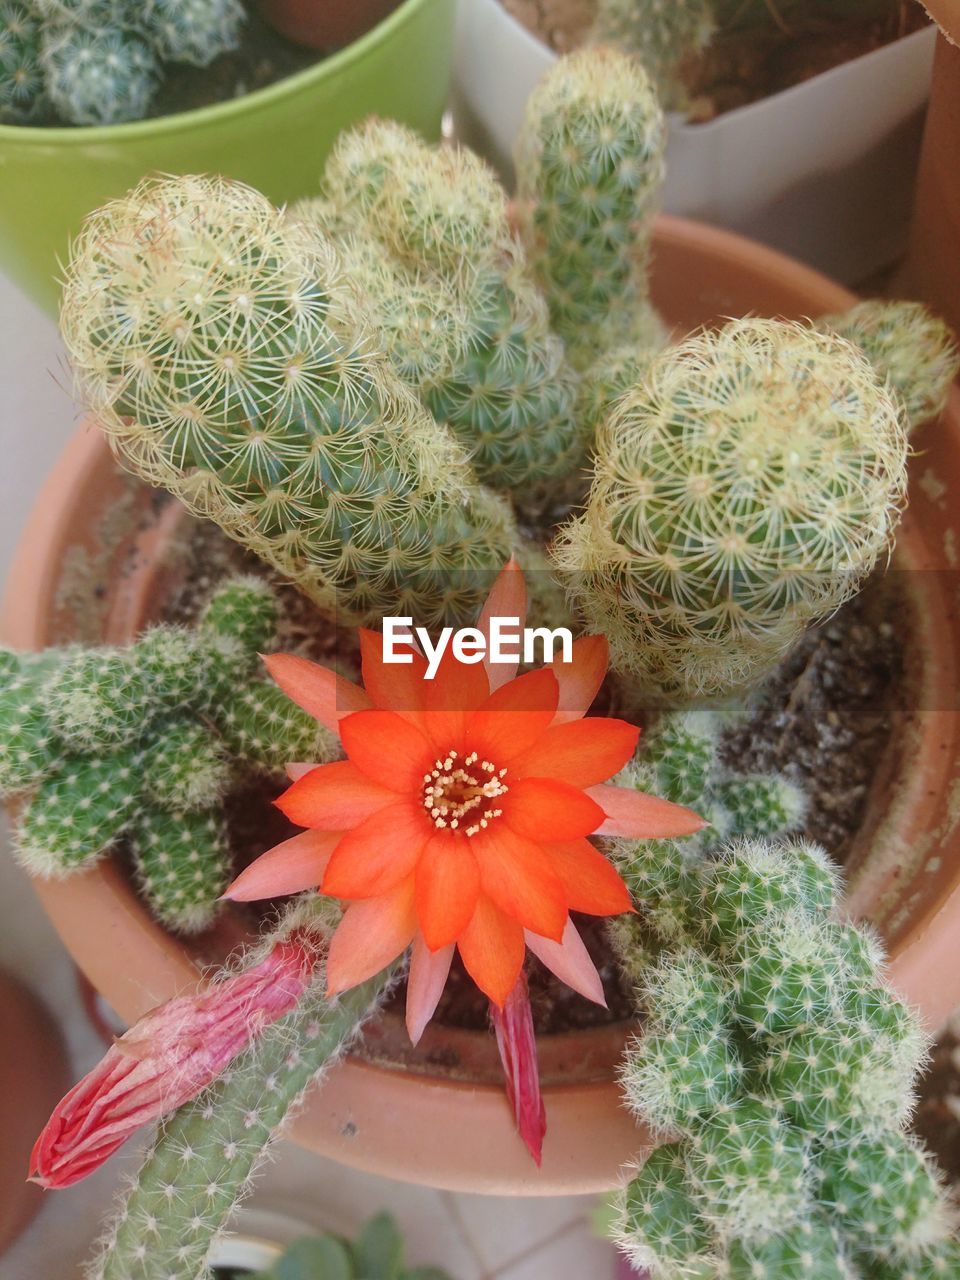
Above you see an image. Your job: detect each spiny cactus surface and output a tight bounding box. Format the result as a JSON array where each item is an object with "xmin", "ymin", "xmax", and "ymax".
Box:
[
  {"xmin": 555, "ymin": 318, "xmax": 908, "ymax": 701},
  {"xmin": 515, "ymin": 46, "xmax": 666, "ymax": 368},
  {"xmin": 590, "ymin": 0, "xmax": 716, "ymax": 112},
  {"xmin": 61, "ymin": 174, "xmax": 515, "ymax": 627}
]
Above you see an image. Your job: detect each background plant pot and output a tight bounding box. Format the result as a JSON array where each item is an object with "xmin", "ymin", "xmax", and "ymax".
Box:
[
  {"xmin": 0, "ymin": 0, "xmax": 454, "ymax": 317},
  {"xmin": 260, "ymin": 0, "xmax": 400, "ymax": 49},
  {"xmin": 5, "ymin": 216, "xmax": 960, "ymax": 1194},
  {"xmin": 451, "ymin": 0, "xmax": 936, "ymax": 283},
  {"xmin": 0, "ymin": 970, "xmax": 69, "ymax": 1255},
  {"xmin": 897, "ymin": 32, "xmax": 960, "ymax": 338}
]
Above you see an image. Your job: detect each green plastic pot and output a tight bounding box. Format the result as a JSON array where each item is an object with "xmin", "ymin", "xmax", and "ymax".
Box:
[{"xmin": 0, "ymin": 0, "xmax": 454, "ymax": 315}]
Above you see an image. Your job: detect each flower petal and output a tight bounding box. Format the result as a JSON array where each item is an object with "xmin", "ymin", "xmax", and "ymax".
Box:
[
  {"xmin": 339, "ymin": 709, "xmax": 434, "ymax": 792},
  {"xmin": 322, "ymin": 800, "xmax": 431, "ymax": 900},
  {"xmin": 359, "ymin": 627, "xmax": 428, "ymax": 720},
  {"xmin": 511, "ymin": 717, "xmax": 639, "ymax": 786},
  {"xmin": 472, "ymin": 825, "xmax": 567, "ymax": 941},
  {"xmin": 587, "ymin": 784, "xmax": 706, "ymax": 838},
  {"xmin": 262, "ymin": 653, "xmax": 370, "ymax": 735},
  {"xmin": 477, "ymin": 558, "xmax": 527, "ymax": 691},
  {"xmin": 415, "ymin": 833, "xmax": 481, "ymax": 950},
  {"xmin": 490, "ymin": 970, "xmax": 545, "ymax": 1166},
  {"xmin": 505, "ymin": 778, "xmax": 605, "ymax": 842},
  {"xmin": 326, "ymin": 879, "xmax": 417, "ymax": 997},
  {"xmin": 275, "ymin": 760, "xmax": 395, "ymax": 829},
  {"xmin": 418, "ymin": 644, "xmax": 490, "ymax": 750},
  {"xmin": 543, "ymin": 837, "xmax": 634, "ymax": 916},
  {"xmin": 223, "ymin": 830, "xmax": 341, "ymax": 902},
  {"xmin": 547, "ymin": 634, "xmax": 608, "ymax": 724},
  {"xmin": 457, "ymin": 895, "xmax": 525, "ymax": 1006},
  {"xmin": 525, "ymin": 919, "xmax": 606, "ymax": 1007},
  {"xmin": 466, "ymin": 667, "xmax": 559, "ymax": 763},
  {"xmin": 405, "ymin": 936, "xmax": 455, "ymax": 1046}
]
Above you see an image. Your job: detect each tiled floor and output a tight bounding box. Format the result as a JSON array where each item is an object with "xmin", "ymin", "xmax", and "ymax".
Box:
[{"xmin": 0, "ymin": 270, "xmax": 627, "ymax": 1279}]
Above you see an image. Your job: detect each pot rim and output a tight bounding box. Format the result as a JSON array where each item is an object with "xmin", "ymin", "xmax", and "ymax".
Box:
[
  {"xmin": 0, "ymin": 0, "xmax": 437, "ymax": 145},
  {"xmin": 6, "ymin": 213, "xmax": 960, "ymax": 1193}
]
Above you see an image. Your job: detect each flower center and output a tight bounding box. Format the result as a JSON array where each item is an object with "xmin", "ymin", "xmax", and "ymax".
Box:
[{"xmin": 422, "ymin": 750, "xmax": 508, "ymax": 837}]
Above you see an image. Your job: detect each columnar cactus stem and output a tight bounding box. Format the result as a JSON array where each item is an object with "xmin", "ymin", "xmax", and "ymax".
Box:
[
  {"xmin": 514, "ymin": 47, "xmax": 666, "ymax": 369},
  {"xmin": 89, "ymin": 911, "xmax": 397, "ymax": 1280},
  {"xmin": 61, "ymin": 174, "xmax": 515, "ymax": 628},
  {"xmin": 589, "ymin": 0, "xmax": 716, "ymax": 112}
]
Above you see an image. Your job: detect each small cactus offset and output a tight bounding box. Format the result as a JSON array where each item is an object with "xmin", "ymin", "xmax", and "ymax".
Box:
[
  {"xmin": 819, "ymin": 300, "xmax": 960, "ymax": 434},
  {"xmin": 514, "ymin": 46, "xmax": 667, "ymax": 369},
  {"xmin": 554, "ymin": 319, "xmax": 908, "ymax": 701},
  {"xmin": 0, "ymin": 577, "xmax": 338, "ymax": 932},
  {"xmin": 61, "ymin": 174, "xmax": 515, "ymax": 628},
  {"xmin": 0, "ymin": 0, "xmax": 243, "ymax": 125},
  {"xmin": 589, "ymin": 0, "xmax": 716, "ymax": 112},
  {"xmin": 317, "ymin": 121, "xmax": 583, "ymax": 493}
]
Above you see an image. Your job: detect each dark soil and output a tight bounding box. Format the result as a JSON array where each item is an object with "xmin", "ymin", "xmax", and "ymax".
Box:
[
  {"xmin": 502, "ymin": 0, "xmax": 930, "ymax": 120},
  {"xmin": 155, "ymin": 514, "xmax": 910, "ymax": 1036},
  {"xmin": 720, "ymin": 574, "xmax": 907, "ymax": 867}
]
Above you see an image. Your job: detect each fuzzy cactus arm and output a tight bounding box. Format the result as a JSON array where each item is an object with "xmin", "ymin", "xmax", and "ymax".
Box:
[
  {"xmin": 554, "ymin": 319, "xmax": 908, "ymax": 701},
  {"xmin": 589, "ymin": 0, "xmax": 715, "ymax": 112},
  {"xmin": 90, "ymin": 954, "xmax": 397, "ymax": 1280},
  {"xmin": 60, "ymin": 175, "xmax": 515, "ymax": 629},
  {"xmin": 818, "ymin": 300, "xmax": 960, "ymax": 434},
  {"xmin": 213, "ymin": 681, "xmax": 339, "ymax": 773},
  {"xmin": 319, "ymin": 124, "xmax": 583, "ymax": 493},
  {"xmin": 514, "ymin": 47, "xmax": 666, "ymax": 369},
  {"xmin": 130, "ymin": 806, "xmax": 230, "ymax": 933}
]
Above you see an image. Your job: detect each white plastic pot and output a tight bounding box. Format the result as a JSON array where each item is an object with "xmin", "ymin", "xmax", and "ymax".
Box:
[{"xmin": 452, "ymin": 0, "xmax": 936, "ymax": 282}]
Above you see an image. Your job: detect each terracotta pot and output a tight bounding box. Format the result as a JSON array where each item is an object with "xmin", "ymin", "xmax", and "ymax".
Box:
[
  {"xmin": 5, "ymin": 216, "xmax": 960, "ymax": 1195},
  {"xmin": 260, "ymin": 0, "xmax": 400, "ymax": 49},
  {"xmin": 0, "ymin": 972, "xmax": 69, "ymax": 1254}
]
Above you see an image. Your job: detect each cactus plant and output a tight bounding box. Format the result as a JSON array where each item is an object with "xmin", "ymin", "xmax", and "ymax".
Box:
[
  {"xmin": 0, "ymin": 577, "xmax": 338, "ymax": 932},
  {"xmin": 0, "ymin": 1, "xmax": 43, "ymax": 119},
  {"xmin": 254, "ymin": 1213, "xmax": 453, "ymax": 1280},
  {"xmin": 0, "ymin": 0, "xmax": 243, "ymax": 125},
  {"xmin": 61, "ymin": 174, "xmax": 516, "ymax": 628},
  {"xmin": 315, "ymin": 121, "xmax": 583, "ymax": 493},
  {"xmin": 554, "ymin": 319, "xmax": 909, "ymax": 701},
  {"xmin": 89, "ymin": 906, "xmax": 397, "ymax": 1280},
  {"xmin": 819, "ymin": 300, "xmax": 960, "ymax": 434},
  {"xmin": 589, "ymin": 0, "xmax": 716, "ymax": 112},
  {"xmin": 514, "ymin": 46, "xmax": 667, "ymax": 368}
]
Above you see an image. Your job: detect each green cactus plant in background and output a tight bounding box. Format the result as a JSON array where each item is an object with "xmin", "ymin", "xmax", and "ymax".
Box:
[
  {"xmin": 589, "ymin": 0, "xmax": 716, "ymax": 112},
  {"xmin": 0, "ymin": 576, "xmax": 338, "ymax": 932},
  {"xmin": 0, "ymin": 0, "xmax": 243, "ymax": 125},
  {"xmin": 250, "ymin": 1212, "xmax": 453, "ymax": 1280},
  {"xmin": 554, "ymin": 319, "xmax": 910, "ymax": 702}
]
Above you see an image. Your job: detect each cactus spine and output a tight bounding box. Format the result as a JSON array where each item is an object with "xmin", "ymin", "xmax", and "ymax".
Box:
[
  {"xmin": 0, "ymin": 2, "xmax": 43, "ymax": 119},
  {"xmin": 514, "ymin": 47, "xmax": 667, "ymax": 370},
  {"xmin": 554, "ymin": 319, "xmax": 909, "ymax": 701},
  {"xmin": 61, "ymin": 174, "xmax": 515, "ymax": 628},
  {"xmin": 89, "ymin": 908, "xmax": 397, "ymax": 1280},
  {"xmin": 0, "ymin": 577, "xmax": 338, "ymax": 932}
]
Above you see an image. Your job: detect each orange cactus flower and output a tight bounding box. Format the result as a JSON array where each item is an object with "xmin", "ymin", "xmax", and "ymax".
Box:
[{"xmin": 226, "ymin": 562, "xmax": 704, "ymax": 1041}]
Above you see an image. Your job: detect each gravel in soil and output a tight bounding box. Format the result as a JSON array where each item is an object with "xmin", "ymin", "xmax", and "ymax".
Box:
[{"xmin": 154, "ymin": 515, "xmax": 909, "ymax": 1036}]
